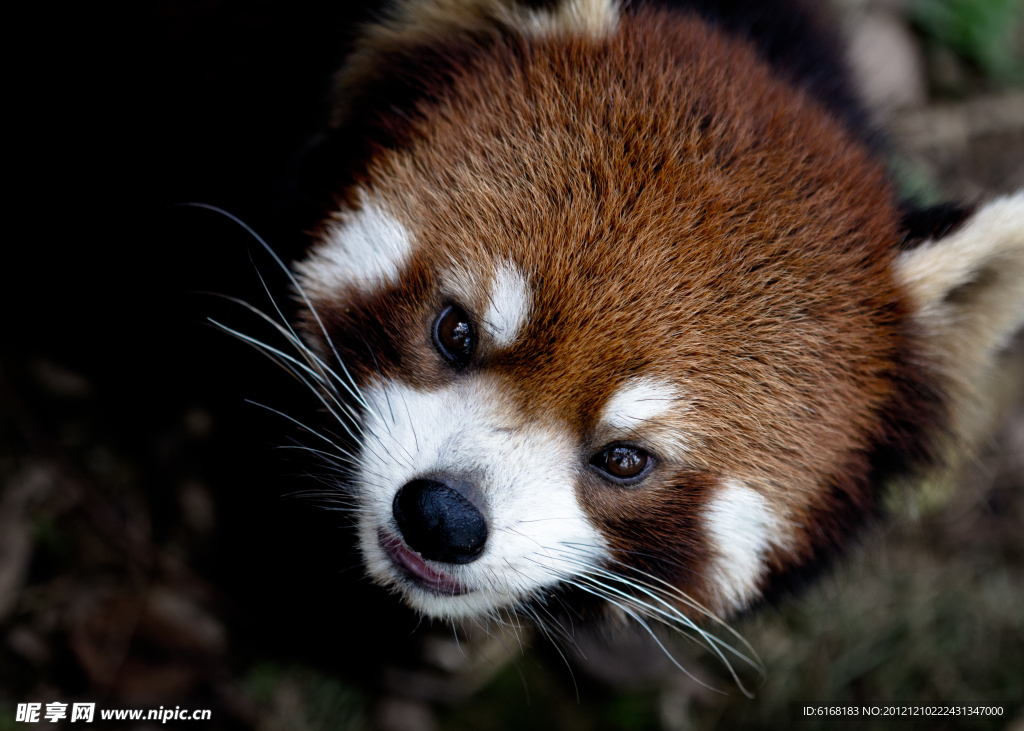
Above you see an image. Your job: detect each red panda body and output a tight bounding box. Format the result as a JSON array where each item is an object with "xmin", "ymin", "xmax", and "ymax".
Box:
[{"xmin": 289, "ymin": 0, "xmax": 1024, "ymax": 629}]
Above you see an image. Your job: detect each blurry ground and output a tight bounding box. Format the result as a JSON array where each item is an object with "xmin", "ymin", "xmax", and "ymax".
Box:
[{"xmin": 2, "ymin": 1, "xmax": 1023, "ymax": 730}]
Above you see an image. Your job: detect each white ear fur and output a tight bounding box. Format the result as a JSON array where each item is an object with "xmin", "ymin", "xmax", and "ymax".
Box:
[
  {"xmin": 371, "ymin": 0, "xmax": 619, "ymax": 40},
  {"xmin": 495, "ymin": 0, "xmax": 620, "ymax": 38},
  {"xmin": 895, "ymin": 192, "xmax": 1024, "ymax": 458}
]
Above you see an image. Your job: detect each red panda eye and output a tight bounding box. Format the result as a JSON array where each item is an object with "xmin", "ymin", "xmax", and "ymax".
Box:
[
  {"xmin": 434, "ymin": 304, "xmax": 476, "ymax": 365},
  {"xmin": 592, "ymin": 445, "xmax": 652, "ymax": 481}
]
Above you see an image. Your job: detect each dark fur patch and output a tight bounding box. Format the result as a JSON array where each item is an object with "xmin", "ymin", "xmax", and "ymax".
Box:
[
  {"xmin": 517, "ymin": 0, "xmax": 562, "ymax": 9},
  {"xmin": 898, "ymin": 201, "xmax": 976, "ymax": 249},
  {"xmin": 579, "ymin": 470, "xmax": 717, "ymax": 603}
]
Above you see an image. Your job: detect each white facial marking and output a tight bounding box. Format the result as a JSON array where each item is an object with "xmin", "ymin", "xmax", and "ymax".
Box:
[
  {"xmin": 296, "ymin": 192, "xmax": 412, "ymax": 296},
  {"xmin": 704, "ymin": 481, "xmax": 784, "ymax": 613},
  {"xmin": 484, "ymin": 262, "xmax": 532, "ymax": 347},
  {"xmin": 356, "ymin": 377, "xmax": 606, "ymax": 619},
  {"xmin": 601, "ymin": 378, "xmax": 680, "ymax": 432}
]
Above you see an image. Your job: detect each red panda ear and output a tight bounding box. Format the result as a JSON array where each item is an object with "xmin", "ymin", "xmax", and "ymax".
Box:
[{"xmin": 894, "ymin": 192, "xmax": 1024, "ymax": 455}]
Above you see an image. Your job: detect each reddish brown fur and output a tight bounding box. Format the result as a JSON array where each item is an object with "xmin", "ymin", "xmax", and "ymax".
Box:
[{"xmin": 304, "ymin": 8, "xmax": 938, "ymax": 613}]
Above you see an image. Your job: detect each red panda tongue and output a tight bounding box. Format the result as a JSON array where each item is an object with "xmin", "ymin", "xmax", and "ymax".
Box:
[{"xmin": 379, "ymin": 529, "xmax": 468, "ymax": 595}]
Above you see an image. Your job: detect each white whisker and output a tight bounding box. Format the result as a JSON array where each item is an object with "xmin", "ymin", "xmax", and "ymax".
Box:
[
  {"xmin": 180, "ymin": 203, "xmax": 356, "ymax": 404},
  {"xmin": 209, "ymin": 293, "xmax": 372, "ymax": 414},
  {"xmin": 211, "ymin": 319, "xmax": 366, "ymax": 443},
  {"xmin": 561, "ymin": 577, "xmax": 735, "ymax": 697},
  {"xmin": 548, "ymin": 550, "xmax": 763, "ymax": 684}
]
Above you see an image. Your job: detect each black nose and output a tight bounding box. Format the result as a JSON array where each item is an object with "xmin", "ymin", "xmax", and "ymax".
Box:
[{"xmin": 393, "ymin": 479, "xmax": 488, "ymax": 564}]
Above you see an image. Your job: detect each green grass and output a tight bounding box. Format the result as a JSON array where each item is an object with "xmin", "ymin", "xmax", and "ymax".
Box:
[
  {"xmin": 0, "ymin": 705, "xmax": 16, "ymax": 731},
  {"xmin": 912, "ymin": 0, "xmax": 1024, "ymax": 85},
  {"xmin": 888, "ymin": 154, "xmax": 945, "ymax": 207}
]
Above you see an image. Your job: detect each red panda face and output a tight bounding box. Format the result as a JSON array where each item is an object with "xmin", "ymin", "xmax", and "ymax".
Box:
[{"xmin": 291, "ymin": 4, "xmax": 1024, "ymax": 625}]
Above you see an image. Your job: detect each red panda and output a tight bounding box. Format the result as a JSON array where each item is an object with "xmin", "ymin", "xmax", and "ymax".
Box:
[{"xmin": 277, "ymin": 0, "xmax": 1024, "ymax": 646}]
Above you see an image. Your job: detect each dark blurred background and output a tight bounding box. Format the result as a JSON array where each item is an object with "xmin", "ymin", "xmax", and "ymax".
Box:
[
  {"xmin": 2, "ymin": 1, "xmax": 1023, "ymax": 730},
  {"xmin": 3, "ymin": 0, "xmax": 427, "ymax": 722}
]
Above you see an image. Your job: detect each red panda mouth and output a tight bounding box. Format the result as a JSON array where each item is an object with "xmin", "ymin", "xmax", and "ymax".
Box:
[{"xmin": 378, "ymin": 529, "xmax": 470, "ymax": 596}]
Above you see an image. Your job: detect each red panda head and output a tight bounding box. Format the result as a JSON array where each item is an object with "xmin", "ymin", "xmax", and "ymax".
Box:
[{"xmin": 291, "ymin": 0, "xmax": 1024, "ymax": 625}]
